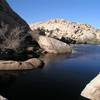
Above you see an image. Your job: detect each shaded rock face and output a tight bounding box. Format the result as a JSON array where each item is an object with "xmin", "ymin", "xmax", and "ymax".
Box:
[
  {"xmin": 0, "ymin": 0, "xmax": 44, "ymax": 70},
  {"xmin": 38, "ymin": 36, "xmax": 72, "ymax": 54},
  {"xmin": 0, "ymin": 48, "xmax": 41, "ymax": 61},
  {"xmin": 0, "ymin": 0, "xmax": 40, "ymax": 58},
  {"xmin": 0, "ymin": 0, "xmax": 29, "ymax": 30},
  {"xmin": 31, "ymin": 19, "xmax": 100, "ymax": 44}
]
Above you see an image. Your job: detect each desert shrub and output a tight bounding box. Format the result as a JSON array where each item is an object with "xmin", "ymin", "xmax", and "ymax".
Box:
[
  {"xmin": 0, "ymin": 22, "xmax": 30, "ymax": 51},
  {"xmin": 0, "ymin": 22, "xmax": 41, "ymax": 60},
  {"xmin": 36, "ymin": 27, "xmax": 45, "ymax": 35}
]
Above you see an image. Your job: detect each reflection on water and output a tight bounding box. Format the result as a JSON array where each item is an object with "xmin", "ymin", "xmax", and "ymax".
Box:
[
  {"xmin": 40, "ymin": 53, "xmax": 71, "ymax": 65},
  {"xmin": 0, "ymin": 71, "xmax": 28, "ymax": 97},
  {"xmin": 0, "ymin": 45, "xmax": 100, "ymax": 100}
]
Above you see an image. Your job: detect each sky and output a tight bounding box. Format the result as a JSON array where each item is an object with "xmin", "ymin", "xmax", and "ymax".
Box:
[{"xmin": 7, "ymin": 0, "xmax": 100, "ymax": 28}]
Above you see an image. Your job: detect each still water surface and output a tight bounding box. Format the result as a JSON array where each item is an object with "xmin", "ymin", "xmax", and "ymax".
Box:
[{"xmin": 0, "ymin": 45, "xmax": 100, "ymax": 100}]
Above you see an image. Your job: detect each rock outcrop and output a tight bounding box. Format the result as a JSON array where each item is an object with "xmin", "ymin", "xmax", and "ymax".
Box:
[
  {"xmin": 0, "ymin": 0, "xmax": 29, "ymax": 30},
  {"xmin": 0, "ymin": 58, "xmax": 43, "ymax": 70},
  {"xmin": 0, "ymin": 95, "xmax": 7, "ymax": 100},
  {"xmin": 31, "ymin": 19, "xmax": 100, "ymax": 44},
  {"xmin": 0, "ymin": 0, "xmax": 44, "ymax": 70},
  {"xmin": 38, "ymin": 36, "xmax": 72, "ymax": 54},
  {"xmin": 81, "ymin": 74, "xmax": 100, "ymax": 100},
  {"xmin": 0, "ymin": 0, "xmax": 39, "ymax": 51}
]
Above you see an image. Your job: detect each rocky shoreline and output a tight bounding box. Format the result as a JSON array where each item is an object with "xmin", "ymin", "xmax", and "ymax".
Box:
[
  {"xmin": 1, "ymin": 0, "xmax": 100, "ymax": 100},
  {"xmin": 1, "ymin": 0, "xmax": 100, "ymax": 71},
  {"xmin": 0, "ymin": 58, "xmax": 44, "ymax": 70},
  {"xmin": 0, "ymin": 0, "xmax": 72, "ymax": 71}
]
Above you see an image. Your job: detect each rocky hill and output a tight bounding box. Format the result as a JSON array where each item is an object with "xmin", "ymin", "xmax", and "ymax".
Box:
[{"xmin": 30, "ymin": 19, "xmax": 100, "ymax": 44}]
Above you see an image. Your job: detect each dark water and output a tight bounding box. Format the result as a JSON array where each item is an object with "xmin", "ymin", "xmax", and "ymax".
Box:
[{"xmin": 0, "ymin": 45, "xmax": 100, "ymax": 100}]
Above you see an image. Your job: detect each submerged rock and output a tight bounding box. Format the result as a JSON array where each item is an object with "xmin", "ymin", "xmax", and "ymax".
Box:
[
  {"xmin": 0, "ymin": 58, "xmax": 43, "ymax": 70},
  {"xmin": 38, "ymin": 36, "xmax": 72, "ymax": 54},
  {"xmin": 81, "ymin": 74, "xmax": 100, "ymax": 100}
]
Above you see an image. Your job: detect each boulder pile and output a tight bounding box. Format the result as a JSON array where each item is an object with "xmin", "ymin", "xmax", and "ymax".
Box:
[{"xmin": 31, "ymin": 19, "xmax": 100, "ymax": 44}]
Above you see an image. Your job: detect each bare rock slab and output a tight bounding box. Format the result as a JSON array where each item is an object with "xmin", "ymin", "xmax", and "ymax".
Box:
[
  {"xmin": 81, "ymin": 74, "xmax": 100, "ymax": 100},
  {"xmin": 0, "ymin": 95, "xmax": 7, "ymax": 100},
  {"xmin": 0, "ymin": 58, "xmax": 43, "ymax": 70},
  {"xmin": 38, "ymin": 36, "xmax": 72, "ymax": 54}
]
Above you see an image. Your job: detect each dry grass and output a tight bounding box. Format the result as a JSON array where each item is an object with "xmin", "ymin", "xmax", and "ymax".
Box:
[{"xmin": 0, "ymin": 22, "xmax": 30, "ymax": 51}]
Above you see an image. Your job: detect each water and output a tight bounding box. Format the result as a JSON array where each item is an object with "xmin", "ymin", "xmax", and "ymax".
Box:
[{"xmin": 0, "ymin": 45, "xmax": 100, "ymax": 100}]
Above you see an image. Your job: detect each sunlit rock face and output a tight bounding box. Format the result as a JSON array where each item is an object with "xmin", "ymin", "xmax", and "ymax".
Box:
[
  {"xmin": 38, "ymin": 36, "xmax": 72, "ymax": 54},
  {"xmin": 31, "ymin": 19, "xmax": 100, "ymax": 44},
  {"xmin": 0, "ymin": 95, "xmax": 7, "ymax": 100},
  {"xmin": 81, "ymin": 74, "xmax": 100, "ymax": 100},
  {"xmin": 0, "ymin": 58, "xmax": 43, "ymax": 70}
]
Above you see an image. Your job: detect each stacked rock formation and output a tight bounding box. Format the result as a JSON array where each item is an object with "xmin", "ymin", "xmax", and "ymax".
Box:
[{"xmin": 31, "ymin": 19, "xmax": 100, "ymax": 44}]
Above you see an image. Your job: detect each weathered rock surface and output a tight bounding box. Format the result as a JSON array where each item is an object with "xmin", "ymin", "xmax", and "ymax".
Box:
[
  {"xmin": 0, "ymin": 0, "xmax": 40, "ymax": 51},
  {"xmin": 31, "ymin": 19, "xmax": 100, "ymax": 44},
  {"xmin": 0, "ymin": 0, "xmax": 29, "ymax": 30},
  {"xmin": 0, "ymin": 58, "xmax": 43, "ymax": 70},
  {"xmin": 0, "ymin": 95, "xmax": 7, "ymax": 100},
  {"xmin": 81, "ymin": 74, "xmax": 100, "ymax": 100},
  {"xmin": 38, "ymin": 36, "xmax": 72, "ymax": 54}
]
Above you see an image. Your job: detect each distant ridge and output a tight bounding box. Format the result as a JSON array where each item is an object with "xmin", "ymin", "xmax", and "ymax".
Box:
[{"xmin": 30, "ymin": 19, "xmax": 100, "ymax": 44}]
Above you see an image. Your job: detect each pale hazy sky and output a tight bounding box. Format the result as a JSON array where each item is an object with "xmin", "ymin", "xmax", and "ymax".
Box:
[{"xmin": 7, "ymin": 0, "xmax": 100, "ymax": 28}]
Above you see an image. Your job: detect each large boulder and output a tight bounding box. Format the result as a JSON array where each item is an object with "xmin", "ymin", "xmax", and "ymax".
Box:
[
  {"xmin": 38, "ymin": 36, "xmax": 72, "ymax": 54},
  {"xmin": 81, "ymin": 74, "xmax": 100, "ymax": 100},
  {"xmin": 0, "ymin": 58, "xmax": 43, "ymax": 70},
  {"xmin": 0, "ymin": 95, "xmax": 7, "ymax": 100}
]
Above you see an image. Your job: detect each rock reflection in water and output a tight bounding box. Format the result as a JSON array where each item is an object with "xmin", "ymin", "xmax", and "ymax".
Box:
[
  {"xmin": 0, "ymin": 45, "xmax": 100, "ymax": 100},
  {"xmin": 0, "ymin": 71, "xmax": 25, "ymax": 92},
  {"xmin": 40, "ymin": 53, "xmax": 71, "ymax": 65},
  {"xmin": 0, "ymin": 71, "xmax": 29, "ymax": 97}
]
